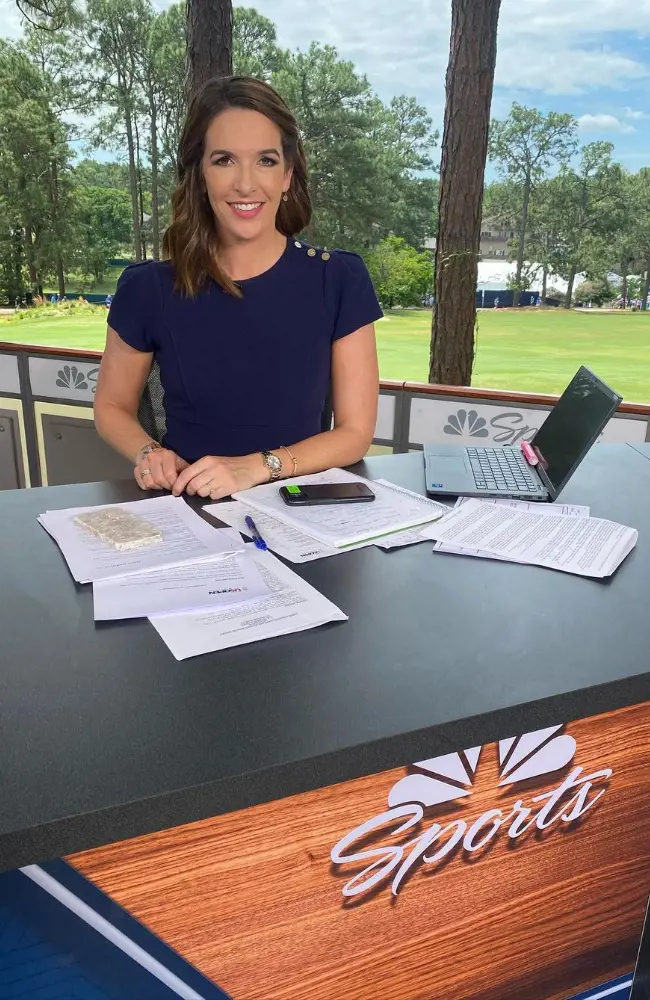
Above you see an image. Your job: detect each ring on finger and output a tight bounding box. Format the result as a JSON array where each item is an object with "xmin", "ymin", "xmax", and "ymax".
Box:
[{"xmin": 140, "ymin": 468, "xmax": 152, "ymax": 477}]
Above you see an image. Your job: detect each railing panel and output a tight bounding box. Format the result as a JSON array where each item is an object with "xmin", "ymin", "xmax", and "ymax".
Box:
[
  {"xmin": 0, "ymin": 405, "xmax": 27, "ymax": 489},
  {"xmin": 29, "ymin": 356, "xmax": 100, "ymax": 402},
  {"xmin": 2, "ymin": 342, "xmax": 650, "ymax": 488},
  {"xmin": 407, "ymin": 392, "xmax": 649, "ymax": 449},
  {"xmin": 0, "ymin": 353, "xmax": 20, "ymax": 395}
]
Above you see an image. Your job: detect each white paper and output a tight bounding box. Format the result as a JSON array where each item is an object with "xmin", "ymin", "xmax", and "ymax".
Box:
[
  {"xmin": 423, "ymin": 498, "xmax": 637, "ymax": 578},
  {"xmin": 233, "ymin": 469, "xmax": 449, "ymax": 548},
  {"xmin": 38, "ymin": 495, "xmax": 244, "ymax": 584},
  {"xmin": 150, "ymin": 550, "xmax": 348, "ymax": 660},
  {"xmin": 455, "ymin": 497, "xmax": 590, "ymax": 517},
  {"xmin": 93, "ymin": 550, "xmax": 268, "ymax": 621},
  {"xmin": 433, "ymin": 497, "xmax": 591, "ymax": 562},
  {"xmin": 372, "ymin": 480, "xmax": 451, "ymax": 549},
  {"xmin": 204, "ymin": 501, "xmax": 372, "ymax": 562}
]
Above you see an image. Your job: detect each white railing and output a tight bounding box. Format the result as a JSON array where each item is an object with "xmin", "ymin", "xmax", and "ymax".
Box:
[{"xmin": 1, "ymin": 343, "xmax": 649, "ymax": 490}]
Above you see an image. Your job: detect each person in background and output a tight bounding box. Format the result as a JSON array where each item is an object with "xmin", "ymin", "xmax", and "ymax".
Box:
[
  {"xmin": 105, "ymin": 293, "xmax": 113, "ymax": 308},
  {"xmin": 94, "ymin": 76, "xmax": 381, "ymax": 500}
]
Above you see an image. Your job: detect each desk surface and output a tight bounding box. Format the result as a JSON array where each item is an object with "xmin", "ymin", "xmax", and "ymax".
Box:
[{"xmin": 2, "ymin": 444, "xmax": 650, "ymax": 871}]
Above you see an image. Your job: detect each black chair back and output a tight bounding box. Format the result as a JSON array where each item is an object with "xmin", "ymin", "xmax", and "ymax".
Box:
[{"xmin": 137, "ymin": 361, "xmax": 167, "ymax": 443}]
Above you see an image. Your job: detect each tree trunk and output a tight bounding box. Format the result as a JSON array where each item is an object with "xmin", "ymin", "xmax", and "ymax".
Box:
[
  {"xmin": 186, "ymin": 0, "xmax": 233, "ymax": 100},
  {"xmin": 429, "ymin": 0, "xmax": 501, "ymax": 386},
  {"xmin": 513, "ymin": 173, "xmax": 530, "ymax": 308},
  {"xmin": 564, "ymin": 265, "xmax": 577, "ymax": 308},
  {"xmin": 48, "ymin": 156, "xmax": 66, "ymax": 297},
  {"xmin": 621, "ymin": 268, "xmax": 628, "ymax": 308},
  {"xmin": 134, "ymin": 116, "xmax": 147, "ymax": 260},
  {"xmin": 150, "ymin": 95, "xmax": 161, "ymax": 259},
  {"xmin": 11, "ymin": 228, "xmax": 25, "ymax": 305},
  {"xmin": 56, "ymin": 254, "xmax": 65, "ymax": 298},
  {"xmin": 123, "ymin": 102, "xmax": 142, "ymax": 262},
  {"xmin": 24, "ymin": 223, "xmax": 38, "ymax": 295},
  {"xmin": 541, "ymin": 264, "xmax": 548, "ymax": 304},
  {"xmin": 642, "ymin": 257, "xmax": 650, "ymax": 311}
]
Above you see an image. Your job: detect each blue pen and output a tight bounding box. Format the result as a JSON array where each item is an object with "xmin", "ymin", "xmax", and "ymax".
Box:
[{"xmin": 244, "ymin": 515, "xmax": 267, "ymax": 550}]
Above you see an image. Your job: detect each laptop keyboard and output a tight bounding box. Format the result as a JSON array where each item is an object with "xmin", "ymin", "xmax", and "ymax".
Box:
[{"xmin": 467, "ymin": 447, "xmax": 542, "ymax": 493}]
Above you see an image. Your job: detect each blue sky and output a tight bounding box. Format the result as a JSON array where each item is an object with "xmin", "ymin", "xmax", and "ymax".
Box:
[{"xmin": 2, "ymin": 0, "xmax": 649, "ymax": 172}]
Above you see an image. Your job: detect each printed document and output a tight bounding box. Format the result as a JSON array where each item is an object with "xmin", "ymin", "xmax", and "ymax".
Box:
[
  {"xmin": 93, "ymin": 549, "xmax": 268, "ymax": 621},
  {"xmin": 233, "ymin": 469, "xmax": 449, "ymax": 548},
  {"xmin": 370, "ymin": 480, "xmax": 451, "ymax": 549},
  {"xmin": 205, "ymin": 501, "xmax": 372, "ymax": 562},
  {"xmin": 150, "ymin": 550, "xmax": 348, "ymax": 660},
  {"xmin": 38, "ymin": 495, "xmax": 243, "ymax": 583},
  {"xmin": 434, "ymin": 497, "xmax": 590, "ymax": 561},
  {"xmin": 422, "ymin": 498, "xmax": 637, "ymax": 577}
]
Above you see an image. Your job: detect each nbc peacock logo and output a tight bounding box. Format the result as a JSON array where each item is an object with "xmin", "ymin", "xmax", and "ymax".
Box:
[{"xmin": 330, "ymin": 725, "xmax": 612, "ymax": 899}]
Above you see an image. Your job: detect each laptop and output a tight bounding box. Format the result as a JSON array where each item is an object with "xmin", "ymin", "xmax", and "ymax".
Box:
[{"xmin": 424, "ymin": 366, "xmax": 622, "ymax": 502}]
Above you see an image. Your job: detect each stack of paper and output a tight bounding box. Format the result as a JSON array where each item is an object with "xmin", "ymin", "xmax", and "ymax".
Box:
[
  {"xmin": 422, "ymin": 497, "xmax": 637, "ymax": 578},
  {"xmin": 93, "ymin": 551, "xmax": 269, "ymax": 621},
  {"xmin": 150, "ymin": 549, "xmax": 348, "ymax": 660},
  {"xmin": 211, "ymin": 469, "xmax": 449, "ymax": 562},
  {"xmin": 39, "ymin": 495, "xmax": 244, "ymax": 583},
  {"xmin": 39, "ymin": 494, "xmax": 348, "ymax": 659}
]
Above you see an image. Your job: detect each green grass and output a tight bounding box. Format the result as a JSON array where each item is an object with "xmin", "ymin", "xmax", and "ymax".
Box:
[
  {"xmin": 43, "ymin": 265, "xmax": 125, "ymax": 298},
  {"xmin": 378, "ymin": 308, "xmax": 650, "ymax": 401},
  {"xmin": 2, "ymin": 305, "xmax": 650, "ymax": 401}
]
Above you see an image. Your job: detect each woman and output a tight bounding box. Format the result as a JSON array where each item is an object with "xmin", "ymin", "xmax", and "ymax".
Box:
[{"xmin": 94, "ymin": 76, "xmax": 382, "ymax": 500}]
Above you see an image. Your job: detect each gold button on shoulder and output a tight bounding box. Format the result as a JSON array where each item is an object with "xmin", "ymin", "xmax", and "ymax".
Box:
[
  {"xmin": 307, "ymin": 248, "xmax": 316, "ymax": 257},
  {"xmin": 322, "ymin": 251, "xmax": 331, "ymax": 261},
  {"xmin": 294, "ymin": 240, "xmax": 302, "ymax": 248}
]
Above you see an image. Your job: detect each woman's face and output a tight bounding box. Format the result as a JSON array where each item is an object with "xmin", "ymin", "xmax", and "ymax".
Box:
[{"xmin": 201, "ymin": 108, "xmax": 293, "ymax": 245}]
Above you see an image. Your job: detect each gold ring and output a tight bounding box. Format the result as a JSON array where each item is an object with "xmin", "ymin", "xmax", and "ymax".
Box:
[{"xmin": 141, "ymin": 468, "xmax": 151, "ymax": 476}]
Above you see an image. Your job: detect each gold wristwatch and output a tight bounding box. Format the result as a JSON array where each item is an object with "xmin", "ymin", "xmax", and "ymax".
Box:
[{"xmin": 261, "ymin": 450, "xmax": 283, "ymax": 482}]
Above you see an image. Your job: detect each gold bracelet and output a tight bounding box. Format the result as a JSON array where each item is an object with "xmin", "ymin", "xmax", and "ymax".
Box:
[{"xmin": 280, "ymin": 445, "xmax": 298, "ymax": 477}]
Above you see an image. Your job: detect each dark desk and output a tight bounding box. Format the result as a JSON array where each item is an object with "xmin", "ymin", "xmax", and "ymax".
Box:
[{"xmin": 2, "ymin": 446, "xmax": 650, "ymax": 1000}]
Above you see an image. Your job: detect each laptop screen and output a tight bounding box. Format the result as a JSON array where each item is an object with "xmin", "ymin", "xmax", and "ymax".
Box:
[{"xmin": 532, "ymin": 367, "xmax": 622, "ymax": 494}]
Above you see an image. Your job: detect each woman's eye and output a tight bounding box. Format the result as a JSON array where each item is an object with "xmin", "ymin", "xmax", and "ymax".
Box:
[
  {"xmin": 260, "ymin": 156, "xmax": 279, "ymax": 166},
  {"xmin": 212, "ymin": 156, "xmax": 231, "ymax": 166}
]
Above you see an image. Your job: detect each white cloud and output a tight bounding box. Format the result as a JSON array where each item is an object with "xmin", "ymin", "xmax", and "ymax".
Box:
[
  {"xmin": 1, "ymin": 0, "xmax": 649, "ymax": 148},
  {"xmin": 0, "ymin": 0, "xmax": 24, "ymax": 39},
  {"xmin": 578, "ymin": 112, "xmax": 636, "ymax": 133},
  {"xmin": 495, "ymin": 46, "xmax": 646, "ymax": 95}
]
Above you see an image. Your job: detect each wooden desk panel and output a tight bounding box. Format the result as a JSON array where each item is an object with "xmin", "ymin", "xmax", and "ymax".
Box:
[{"xmin": 70, "ymin": 701, "xmax": 650, "ymax": 1000}]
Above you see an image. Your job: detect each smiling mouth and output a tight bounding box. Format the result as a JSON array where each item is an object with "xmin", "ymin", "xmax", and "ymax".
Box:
[{"xmin": 228, "ymin": 202, "xmax": 264, "ymax": 215}]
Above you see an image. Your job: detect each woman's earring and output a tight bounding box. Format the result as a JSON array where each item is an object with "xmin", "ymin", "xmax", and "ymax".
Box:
[{"xmin": 282, "ymin": 193, "xmax": 289, "ymax": 202}]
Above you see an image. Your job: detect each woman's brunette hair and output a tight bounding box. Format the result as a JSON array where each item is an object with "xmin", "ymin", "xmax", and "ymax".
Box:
[{"xmin": 163, "ymin": 76, "xmax": 311, "ymax": 297}]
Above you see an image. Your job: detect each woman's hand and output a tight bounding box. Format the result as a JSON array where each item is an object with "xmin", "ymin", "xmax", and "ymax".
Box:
[
  {"xmin": 172, "ymin": 454, "xmax": 266, "ymax": 499},
  {"xmin": 134, "ymin": 447, "xmax": 189, "ymax": 491}
]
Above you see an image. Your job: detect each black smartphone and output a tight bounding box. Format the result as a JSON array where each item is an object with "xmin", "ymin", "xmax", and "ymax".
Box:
[{"xmin": 279, "ymin": 482, "xmax": 376, "ymax": 505}]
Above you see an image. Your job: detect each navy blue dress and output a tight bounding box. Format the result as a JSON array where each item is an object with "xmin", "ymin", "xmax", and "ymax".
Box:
[{"xmin": 107, "ymin": 239, "xmax": 383, "ymax": 463}]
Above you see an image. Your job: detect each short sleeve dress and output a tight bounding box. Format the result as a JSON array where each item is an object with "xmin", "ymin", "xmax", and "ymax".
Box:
[{"xmin": 107, "ymin": 239, "xmax": 383, "ymax": 463}]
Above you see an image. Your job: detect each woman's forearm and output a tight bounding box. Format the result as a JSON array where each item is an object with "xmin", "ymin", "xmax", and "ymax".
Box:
[
  {"xmin": 274, "ymin": 425, "xmax": 372, "ymax": 479},
  {"xmin": 94, "ymin": 401, "xmax": 156, "ymax": 465}
]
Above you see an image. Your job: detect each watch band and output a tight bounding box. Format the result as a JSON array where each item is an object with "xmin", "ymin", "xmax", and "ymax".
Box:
[
  {"xmin": 261, "ymin": 450, "xmax": 283, "ymax": 482},
  {"xmin": 137, "ymin": 441, "xmax": 162, "ymax": 462}
]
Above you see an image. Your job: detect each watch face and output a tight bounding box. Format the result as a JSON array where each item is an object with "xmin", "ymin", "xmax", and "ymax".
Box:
[{"xmin": 267, "ymin": 453, "xmax": 282, "ymax": 471}]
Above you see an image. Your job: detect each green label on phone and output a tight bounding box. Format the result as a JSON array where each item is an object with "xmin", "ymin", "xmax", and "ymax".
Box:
[{"xmin": 286, "ymin": 484, "xmax": 302, "ymax": 494}]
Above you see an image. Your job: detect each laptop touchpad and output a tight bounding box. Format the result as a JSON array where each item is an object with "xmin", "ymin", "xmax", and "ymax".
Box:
[{"xmin": 430, "ymin": 456, "xmax": 468, "ymax": 476}]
